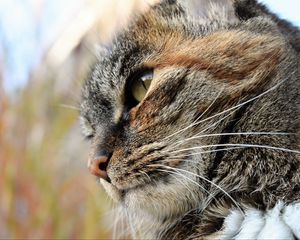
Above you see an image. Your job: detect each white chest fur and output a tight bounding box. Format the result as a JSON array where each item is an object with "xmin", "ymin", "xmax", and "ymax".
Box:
[{"xmin": 220, "ymin": 201, "xmax": 300, "ymax": 239}]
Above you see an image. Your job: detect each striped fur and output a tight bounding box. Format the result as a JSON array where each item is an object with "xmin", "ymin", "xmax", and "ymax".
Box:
[{"xmin": 80, "ymin": 0, "xmax": 300, "ymax": 238}]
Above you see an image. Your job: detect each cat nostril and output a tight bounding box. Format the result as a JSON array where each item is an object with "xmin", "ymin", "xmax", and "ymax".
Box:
[
  {"xmin": 99, "ymin": 157, "xmax": 109, "ymax": 171},
  {"xmin": 98, "ymin": 151, "xmax": 112, "ymax": 171},
  {"xmin": 88, "ymin": 152, "xmax": 112, "ymax": 182}
]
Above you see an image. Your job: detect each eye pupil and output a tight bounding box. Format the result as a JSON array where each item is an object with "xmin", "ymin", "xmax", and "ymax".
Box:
[
  {"xmin": 141, "ymin": 79, "xmax": 151, "ymax": 90},
  {"xmin": 141, "ymin": 81, "xmax": 147, "ymax": 90}
]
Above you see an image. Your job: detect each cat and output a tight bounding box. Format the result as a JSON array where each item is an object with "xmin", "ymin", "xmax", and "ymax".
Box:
[{"xmin": 80, "ymin": 0, "xmax": 300, "ymax": 239}]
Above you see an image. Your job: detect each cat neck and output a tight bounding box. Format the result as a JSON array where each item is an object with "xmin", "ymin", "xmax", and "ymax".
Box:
[
  {"xmin": 123, "ymin": 205, "xmax": 203, "ymax": 239},
  {"xmin": 126, "ymin": 208, "xmax": 180, "ymax": 239},
  {"xmin": 126, "ymin": 201, "xmax": 300, "ymax": 239}
]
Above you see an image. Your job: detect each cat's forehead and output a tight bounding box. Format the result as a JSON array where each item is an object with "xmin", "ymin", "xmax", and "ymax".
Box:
[
  {"xmin": 90, "ymin": 0, "xmax": 237, "ymax": 79},
  {"xmin": 88, "ymin": 3, "xmax": 204, "ymax": 79},
  {"xmin": 83, "ymin": 7, "xmax": 182, "ymax": 95}
]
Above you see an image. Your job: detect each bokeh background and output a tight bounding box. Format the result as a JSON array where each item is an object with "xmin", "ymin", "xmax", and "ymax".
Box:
[{"xmin": 0, "ymin": 0, "xmax": 299, "ymax": 239}]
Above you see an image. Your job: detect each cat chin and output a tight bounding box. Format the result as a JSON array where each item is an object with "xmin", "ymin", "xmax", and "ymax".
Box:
[
  {"xmin": 101, "ymin": 173, "xmax": 203, "ymax": 219},
  {"xmin": 100, "ymin": 178, "xmax": 122, "ymax": 203},
  {"xmin": 123, "ymin": 176, "xmax": 204, "ymax": 219}
]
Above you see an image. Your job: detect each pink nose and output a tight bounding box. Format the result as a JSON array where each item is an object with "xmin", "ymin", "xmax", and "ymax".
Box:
[{"xmin": 88, "ymin": 155, "xmax": 109, "ymax": 180}]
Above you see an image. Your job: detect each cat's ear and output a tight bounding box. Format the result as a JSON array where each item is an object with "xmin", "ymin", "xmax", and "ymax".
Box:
[{"xmin": 178, "ymin": 0, "xmax": 239, "ymax": 23}]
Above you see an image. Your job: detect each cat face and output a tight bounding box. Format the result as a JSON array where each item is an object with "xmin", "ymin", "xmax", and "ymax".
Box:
[{"xmin": 80, "ymin": 0, "xmax": 296, "ymax": 219}]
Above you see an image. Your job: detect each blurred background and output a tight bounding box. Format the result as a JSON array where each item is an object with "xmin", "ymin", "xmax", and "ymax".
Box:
[{"xmin": 0, "ymin": 0, "xmax": 299, "ymax": 239}]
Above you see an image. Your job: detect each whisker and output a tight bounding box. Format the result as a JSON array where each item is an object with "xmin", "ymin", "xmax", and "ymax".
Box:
[
  {"xmin": 139, "ymin": 170, "xmax": 151, "ymax": 182},
  {"xmin": 58, "ymin": 103, "xmax": 80, "ymax": 111},
  {"xmin": 125, "ymin": 208, "xmax": 136, "ymax": 239},
  {"xmin": 152, "ymin": 164, "xmax": 244, "ymax": 215},
  {"xmin": 169, "ymin": 110, "xmax": 239, "ymax": 149},
  {"xmin": 155, "ymin": 168, "xmax": 216, "ymax": 204},
  {"xmin": 112, "ymin": 207, "xmax": 123, "ymax": 239},
  {"xmin": 192, "ymin": 80, "xmax": 286, "ymax": 127},
  {"xmin": 172, "ymin": 132, "xmax": 290, "ymax": 147},
  {"xmin": 164, "ymin": 79, "xmax": 285, "ymax": 141},
  {"xmin": 163, "ymin": 87, "xmax": 224, "ymax": 140},
  {"xmin": 168, "ymin": 143, "xmax": 300, "ymax": 155},
  {"xmin": 158, "ymin": 158, "xmax": 200, "ymax": 164},
  {"xmin": 161, "ymin": 169, "xmax": 199, "ymax": 202},
  {"xmin": 161, "ymin": 147, "xmax": 244, "ymax": 161},
  {"xmin": 194, "ymin": 87, "xmax": 225, "ymax": 123}
]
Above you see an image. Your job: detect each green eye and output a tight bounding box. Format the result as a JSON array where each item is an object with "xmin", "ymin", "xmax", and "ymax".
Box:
[{"xmin": 131, "ymin": 70, "xmax": 153, "ymax": 102}]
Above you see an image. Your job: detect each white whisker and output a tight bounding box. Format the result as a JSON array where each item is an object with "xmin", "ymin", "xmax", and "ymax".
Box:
[
  {"xmin": 172, "ymin": 132, "xmax": 290, "ymax": 147},
  {"xmin": 168, "ymin": 108, "xmax": 238, "ymax": 149},
  {"xmin": 125, "ymin": 208, "xmax": 136, "ymax": 239},
  {"xmin": 163, "ymin": 87, "xmax": 224, "ymax": 140},
  {"xmin": 160, "ymin": 169, "xmax": 199, "ymax": 202},
  {"xmin": 164, "ymin": 80, "xmax": 285, "ymax": 141},
  {"xmin": 155, "ymin": 168, "xmax": 215, "ymax": 204},
  {"xmin": 153, "ymin": 164, "xmax": 244, "ymax": 215},
  {"xmin": 161, "ymin": 147, "xmax": 243, "ymax": 161},
  {"xmin": 139, "ymin": 170, "xmax": 151, "ymax": 182},
  {"xmin": 168, "ymin": 143, "xmax": 300, "ymax": 155},
  {"xmin": 58, "ymin": 103, "xmax": 80, "ymax": 111},
  {"xmin": 192, "ymin": 80, "xmax": 285, "ymax": 127}
]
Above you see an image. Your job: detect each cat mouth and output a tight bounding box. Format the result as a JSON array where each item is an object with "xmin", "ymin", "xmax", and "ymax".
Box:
[
  {"xmin": 107, "ymin": 174, "xmax": 153, "ymax": 193},
  {"xmin": 99, "ymin": 178, "xmax": 123, "ymax": 202},
  {"xmin": 102, "ymin": 161, "xmax": 176, "ymax": 198},
  {"xmin": 100, "ymin": 175, "xmax": 153, "ymax": 203}
]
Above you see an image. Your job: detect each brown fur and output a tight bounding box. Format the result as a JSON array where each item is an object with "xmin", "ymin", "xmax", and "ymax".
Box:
[{"xmin": 145, "ymin": 31, "xmax": 283, "ymax": 83}]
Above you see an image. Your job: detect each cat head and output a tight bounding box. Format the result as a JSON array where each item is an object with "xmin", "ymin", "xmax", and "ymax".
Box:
[{"xmin": 80, "ymin": 0, "xmax": 293, "ymax": 220}]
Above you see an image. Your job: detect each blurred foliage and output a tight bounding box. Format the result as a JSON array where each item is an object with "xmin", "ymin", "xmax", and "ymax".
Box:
[{"xmin": 0, "ymin": 40, "xmax": 112, "ymax": 239}]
